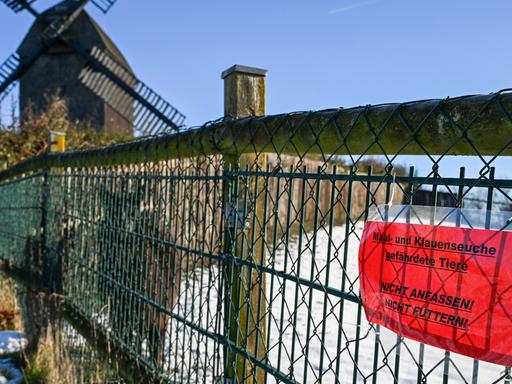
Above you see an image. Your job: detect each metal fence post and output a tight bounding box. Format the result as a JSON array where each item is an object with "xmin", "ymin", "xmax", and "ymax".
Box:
[
  {"xmin": 222, "ymin": 64, "xmax": 268, "ymax": 383},
  {"xmin": 41, "ymin": 130, "xmax": 66, "ymax": 291},
  {"xmin": 40, "ymin": 163, "xmax": 51, "ymax": 287}
]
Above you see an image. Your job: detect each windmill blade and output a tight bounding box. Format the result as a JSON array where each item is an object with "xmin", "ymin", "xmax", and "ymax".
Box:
[
  {"xmin": 0, "ymin": 0, "xmax": 38, "ymax": 15},
  {"xmin": 1, "ymin": 0, "xmax": 87, "ymax": 37},
  {"xmin": 0, "ymin": 38, "xmax": 50, "ymax": 103},
  {"xmin": 89, "ymin": 0, "xmax": 117, "ymax": 14},
  {"xmin": 0, "ymin": 54, "xmax": 20, "ymax": 102},
  {"xmin": 40, "ymin": 0, "xmax": 88, "ymax": 39},
  {"xmin": 0, "ymin": 82, "xmax": 16, "ymax": 104},
  {"xmin": 77, "ymin": 45, "xmax": 186, "ymax": 135}
]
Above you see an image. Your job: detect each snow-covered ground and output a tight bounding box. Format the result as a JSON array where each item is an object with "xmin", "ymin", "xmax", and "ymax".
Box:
[
  {"xmin": 0, "ymin": 331, "xmax": 26, "ymax": 357},
  {"xmin": 263, "ymin": 223, "xmax": 507, "ymax": 384},
  {"xmin": 160, "ymin": 223, "xmax": 509, "ymax": 383}
]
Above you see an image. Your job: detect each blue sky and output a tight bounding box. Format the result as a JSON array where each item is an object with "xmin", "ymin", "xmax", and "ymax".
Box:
[{"xmin": 1, "ymin": 0, "xmax": 511, "ymax": 177}]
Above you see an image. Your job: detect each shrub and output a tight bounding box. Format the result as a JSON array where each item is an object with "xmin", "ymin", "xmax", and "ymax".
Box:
[{"xmin": 0, "ymin": 96, "xmax": 130, "ymax": 167}]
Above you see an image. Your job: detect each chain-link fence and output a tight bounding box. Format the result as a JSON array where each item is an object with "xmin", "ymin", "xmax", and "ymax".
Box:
[{"xmin": 0, "ymin": 91, "xmax": 512, "ymax": 383}]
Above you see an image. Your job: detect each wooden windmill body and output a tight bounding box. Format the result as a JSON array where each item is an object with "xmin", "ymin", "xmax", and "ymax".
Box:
[{"xmin": 19, "ymin": 6, "xmax": 135, "ymax": 134}]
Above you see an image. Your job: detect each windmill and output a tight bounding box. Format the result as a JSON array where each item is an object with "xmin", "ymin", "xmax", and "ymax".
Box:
[{"xmin": 0, "ymin": 0, "xmax": 186, "ymax": 136}]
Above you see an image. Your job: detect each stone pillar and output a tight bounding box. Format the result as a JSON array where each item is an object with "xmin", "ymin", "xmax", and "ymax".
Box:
[{"xmin": 222, "ymin": 64, "xmax": 267, "ymax": 384}]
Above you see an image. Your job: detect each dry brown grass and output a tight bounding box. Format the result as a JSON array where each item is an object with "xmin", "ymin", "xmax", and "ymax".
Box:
[
  {"xmin": 27, "ymin": 323, "xmax": 75, "ymax": 384},
  {"xmin": 26, "ymin": 321, "xmax": 122, "ymax": 384},
  {"xmin": 0, "ymin": 274, "xmax": 121, "ymax": 383},
  {"xmin": 0, "ymin": 275, "xmax": 23, "ymax": 331}
]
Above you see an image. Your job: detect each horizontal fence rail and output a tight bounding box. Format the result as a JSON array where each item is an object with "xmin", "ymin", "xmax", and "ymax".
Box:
[
  {"xmin": 2, "ymin": 90, "xmax": 512, "ymax": 178},
  {"xmin": 0, "ymin": 91, "xmax": 511, "ymax": 383}
]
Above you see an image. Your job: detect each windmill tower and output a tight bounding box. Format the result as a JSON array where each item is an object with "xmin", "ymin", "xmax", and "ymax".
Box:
[{"xmin": 0, "ymin": 0, "xmax": 186, "ymax": 136}]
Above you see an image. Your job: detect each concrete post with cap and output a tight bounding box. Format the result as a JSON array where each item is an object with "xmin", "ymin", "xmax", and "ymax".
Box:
[{"xmin": 222, "ymin": 64, "xmax": 268, "ymax": 384}]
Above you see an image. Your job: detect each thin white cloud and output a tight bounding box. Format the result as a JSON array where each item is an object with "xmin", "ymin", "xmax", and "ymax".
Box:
[{"xmin": 329, "ymin": 0, "xmax": 382, "ymax": 14}]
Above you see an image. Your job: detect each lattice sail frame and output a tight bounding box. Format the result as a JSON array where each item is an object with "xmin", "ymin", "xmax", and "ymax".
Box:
[
  {"xmin": 79, "ymin": 46, "xmax": 186, "ymax": 135},
  {"xmin": 0, "ymin": 0, "xmax": 117, "ymax": 14},
  {"xmin": 0, "ymin": 92, "xmax": 511, "ymax": 383},
  {"xmin": 0, "ymin": 0, "xmax": 37, "ymax": 13}
]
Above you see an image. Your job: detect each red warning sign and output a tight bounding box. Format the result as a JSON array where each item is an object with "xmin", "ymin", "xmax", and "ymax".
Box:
[{"xmin": 359, "ymin": 220, "xmax": 512, "ymax": 365}]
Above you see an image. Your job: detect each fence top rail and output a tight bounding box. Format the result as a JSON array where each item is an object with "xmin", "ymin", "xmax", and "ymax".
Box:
[{"xmin": 1, "ymin": 90, "xmax": 511, "ymax": 181}]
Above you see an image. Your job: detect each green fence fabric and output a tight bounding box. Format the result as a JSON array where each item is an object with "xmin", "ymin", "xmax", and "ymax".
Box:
[{"xmin": 0, "ymin": 91, "xmax": 511, "ymax": 383}]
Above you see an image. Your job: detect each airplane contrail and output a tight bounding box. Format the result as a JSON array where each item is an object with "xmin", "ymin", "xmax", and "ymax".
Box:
[{"xmin": 329, "ymin": 0, "xmax": 383, "ymax": 14}]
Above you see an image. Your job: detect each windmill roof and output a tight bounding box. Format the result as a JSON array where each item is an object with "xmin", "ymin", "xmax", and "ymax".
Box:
[
  {"xmin": 18, "ymin": 7, "xmax": 134, "ymax": 74},
  {"xmin": 82, "ymin": 11, "xmax": 133, "ymax": 72}
]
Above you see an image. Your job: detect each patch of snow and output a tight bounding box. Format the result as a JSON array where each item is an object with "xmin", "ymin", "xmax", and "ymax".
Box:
[
  {"xmin": 0, "ymin": 332, "xmax": 27, "ymax": 356},
  {"xmin": 120, "ymin": 223, "xmax": 510, "ymax": 383},
  {"xmin": 264, "ymin": 222, "xmax": 507, "ymax": 383},
  {"xmin": 164, "ymin": 267, "xmax": 225, "ymax": 383}
]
